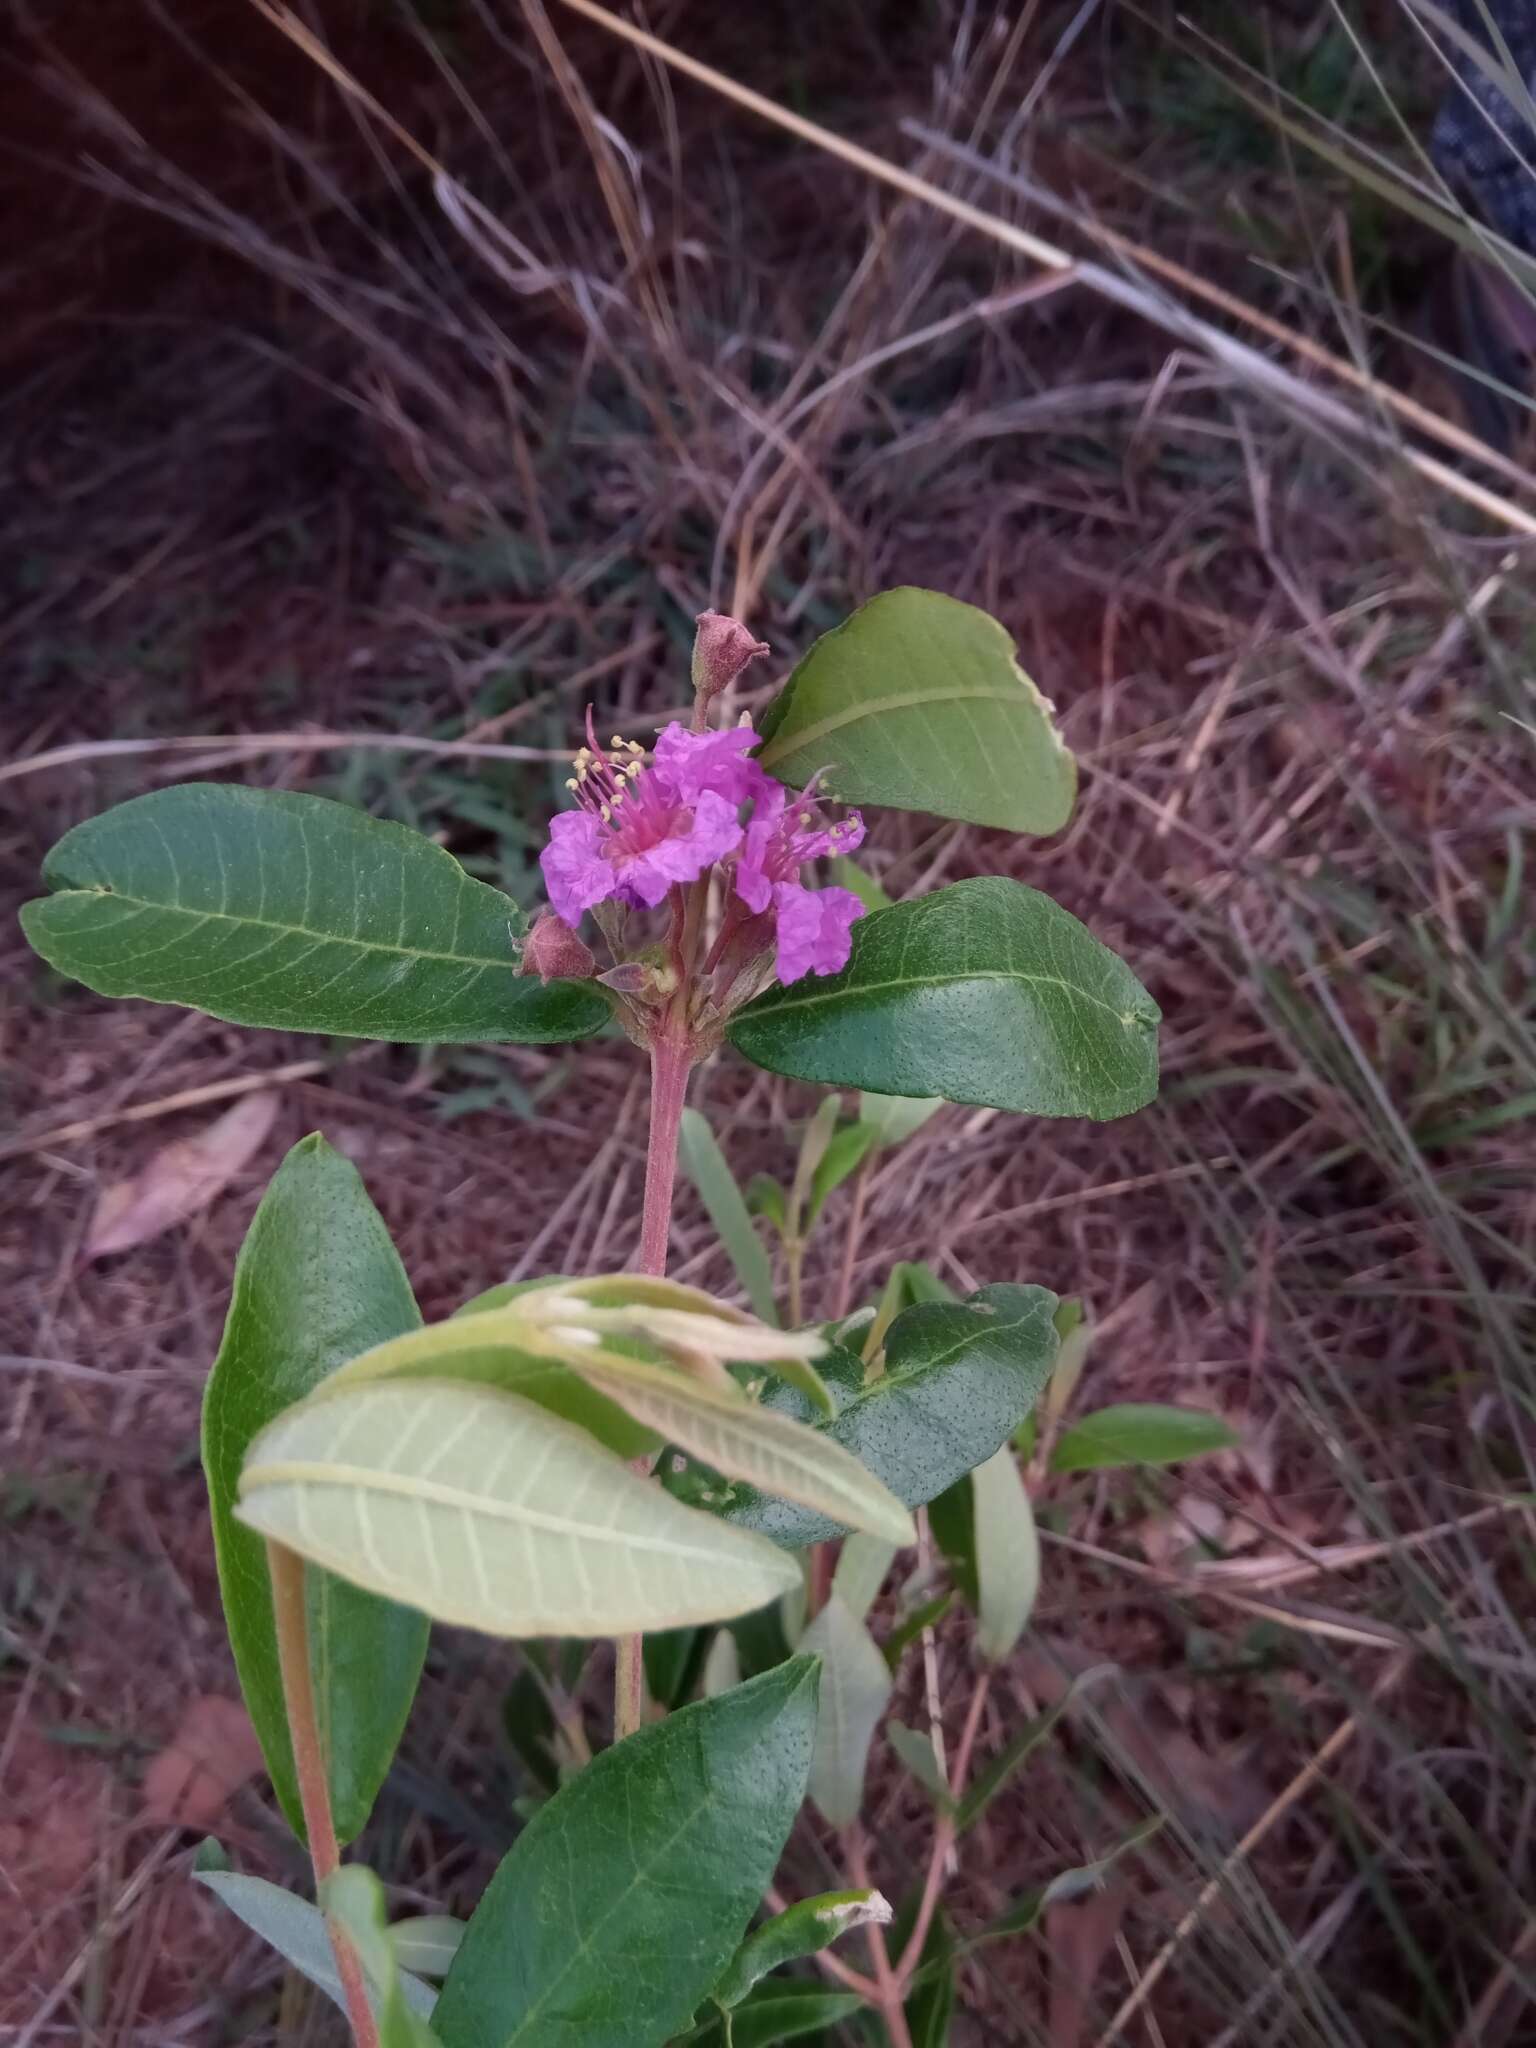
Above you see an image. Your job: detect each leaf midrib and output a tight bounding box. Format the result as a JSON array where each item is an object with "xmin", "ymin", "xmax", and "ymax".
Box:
[
  {"xmin": 47, "ymin": 885, "xmax": 514, "ymax": 972},
  {"xmin": 243, "ymin": 1459, "xmax": 750, "ymax": 1564},
  {"xmin": 757, "ymin": 684, "xmax": 1037, "ymax": 769},
  {"xmin": 750, "ymin": 965, "xmax": 1137, "ymax": 1024}
]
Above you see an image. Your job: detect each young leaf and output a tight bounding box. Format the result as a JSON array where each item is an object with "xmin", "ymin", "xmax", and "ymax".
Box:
[
  {"xmin": 857, "ymin": 1091, "xmax": 943, "ymax": 1148},
  {"xmin": 754, "ymin": 588, "xmax": 1075, "ymax": 834},
  {"xmin": 202, "ymin": 1135, "xmax": 428, "ymax": 1846},
  {"xmin": 713, "ymin": 1889, "xmax": 891, "ymax": 2009},
  {"xmin": 729, "ymin": 878, "xmax": 1159, "ymax": 1120},
  {"xmin": 679, "ymin": 1108, "xmax": 780, "ymax": 1325},
  {"xmin": 886, "ymin": 1722, "xmax": 954, "ymax": 1813},
  {"xmin": 806, "ymin": 1122, "xmax": 880, "ymax": 1227},
  {"xmin": 799, "ymin": 1594, "xmax": 891, "ymax": 1828},
  {"xmin": 720, "ymin": 1284, "xmax": 1059, "ymax": 1548},
  {"xmin": 432, "ymin": 1660, "xmax": 820, "ymax": 2048},
  {"xmin": 21, "ymin": 783, "xmax": 607, "ymax": 1044},
  {"xmin": 1050, "ymin": 1404, "xmax": 1239, "ymax": 1473},
  {"xmin": 236, "ymin": 1380, "xmax": 801, "ymax": 1636},
  {"xmin": 831, "ymin": 1532, "xmax": 897, "ymax": 1625},
  {"xmin": 325, "ymin": 1866, "xmax": 443, "ymax": 2047},
  {"xmin": 971, "ymin": 1447, "xmax": 1039, "ymax": 1664},
  {"xmin": 556, "ymin": 1347, "xmax": 915, "ymax": 1546},
  {"xmin": 195, "ymin": 1870, "xmax": 438, "ymax": 2021},
  {"xmin": 392, "ymin": 1917, "xmax": 467, "ymax": 1980}
]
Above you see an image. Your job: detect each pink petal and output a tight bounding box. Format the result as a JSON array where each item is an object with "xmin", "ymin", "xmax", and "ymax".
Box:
[
  {"xmin": 540, "ymin": 810, "xmax": 616, "ymax": 925},
  {"xmin": 792, "ymin": 806, "xmax": 866, "ymax": 864},
  {"xmin": 772, "ymin": 881, "xmax": 865, "ymax": 983},
  {"xmin": 652, "ymin": 722, "xmax": 771, "ymax": 806},
  {"xmin": 615, "ymin": 790, "xmax": 744, "ymax": 908}
]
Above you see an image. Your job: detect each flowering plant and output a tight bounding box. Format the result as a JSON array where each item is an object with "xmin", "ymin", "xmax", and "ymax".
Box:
[{"xmin": 20, "ymin": 587, "xmax": 1159, "ymax": 2046}]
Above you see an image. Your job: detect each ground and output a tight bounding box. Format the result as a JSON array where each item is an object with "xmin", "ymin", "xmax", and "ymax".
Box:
[{"xmin": 2, "ymin": 3, "xmax": 1533, "ymax": 2043}]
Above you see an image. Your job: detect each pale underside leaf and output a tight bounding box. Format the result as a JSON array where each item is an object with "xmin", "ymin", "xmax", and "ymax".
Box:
[
  {"xmin": 196, "ymin": 1871, "xmax": 438, "ymax": 2020},
  {"xmin": 236, "ymin": 1379, "xmax": 800, "ymax": 1638},
  {"xmin": 799, "ymin": 1593, "xmax": 892, "ymax": 1828}
]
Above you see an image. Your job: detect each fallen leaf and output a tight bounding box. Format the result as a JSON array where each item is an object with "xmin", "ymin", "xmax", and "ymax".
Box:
[
  {"xmin": 140, "ymin": 1695, "xmax": 266, "ymax": 1830},
  {"xmin": 86, "ymin": 1092, "xmax": 278, "ymax": 1259},
  {"xmin": 1046, "ymin": 1879, "xmax": 1129, "ymax": 2048}
]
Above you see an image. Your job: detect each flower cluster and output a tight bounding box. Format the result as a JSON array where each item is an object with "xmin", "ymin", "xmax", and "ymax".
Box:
[{"xmin": 539, "ymin": 711, "xmax": 865, "ymax": 984}]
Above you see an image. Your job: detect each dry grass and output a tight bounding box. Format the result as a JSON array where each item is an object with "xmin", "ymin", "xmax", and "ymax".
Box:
[{"xmin": 2, "ymin": 0, "xmax": 1533, "ymax": 2040}]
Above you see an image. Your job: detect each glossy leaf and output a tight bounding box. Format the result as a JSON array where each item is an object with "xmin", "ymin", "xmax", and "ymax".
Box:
[
  {"xmin": 800, "ymin": 1594, "xmax": 891, "ymax": 1828},
  {"xmin": 1050, "ymin": 1404, "xmax": 1239, "ymax": 1473},
  {"xmin": 202, "ymin": 1135, "xmax": 427, "ymax": 1845},
  {"xmin": 680, "ymin": 1109, "xmax": 780, "ymax": 1324},
  {"xmin": 325, "ymin": 1867, "xmax": 442, "ymax": 2047},
  {"xmin": 433, "ymin": 1660, "xmax": 820, "ymax": 2048},
  {"xmin": 195, "ymin": 1870, "xmax": 437, "ymax": 2021},
  {"xmin": 21, "ymin": 783, "xmax": 607, "ymax": 1044},
  {"xmin": 730, "ymin": 878, "xmax": 1159, "ymax": 1120},
  {"xmin": 713, "ymin": 1889, "xmax": 891, "ymax": 2009},
  {"xmin": 754, "ymin": 587, "xmax": 1075, "ymax": 834},
  {"xmin": 236, "ymin": 1379, "xmax": 801, "ymax": 1637},
  {"xmin": 972, "ymin": 1447, "xmax": 1039, "ymax": 1663},
  {"xmin": 721, "ymin": 1284, "xmax": 1059, "ymax": 1548}
]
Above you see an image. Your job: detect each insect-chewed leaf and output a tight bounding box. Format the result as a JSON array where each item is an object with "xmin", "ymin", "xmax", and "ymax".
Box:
[
  {"xmin": 754, "ymin": 588, "xmax": 1075, "ymax": 834},
  {"xmin": 20, "ymin": 783, "xmax": 608, "ymax": 1044},
  {"xmin": 560, "ymin": 1348, "xmax": 914, "ymax": 1545},
  {"xmin": 729, "ymin": 877, "xmax": 1159, "ymax": 1120},
  {"xmin": 235, "ymin": 1379, "xmax": 800, "ymax": 1637},
  {"xmin": 718, "ymin": 1284, "xmax": 1060, "ymax": 1549},
  {"xmin": 432, "ymin": 1660, "xmax": 819, "ymax": 2048},
  {"xmin": 202, "ymin": 1134, "xmax": 427, "ymax": 1847}
]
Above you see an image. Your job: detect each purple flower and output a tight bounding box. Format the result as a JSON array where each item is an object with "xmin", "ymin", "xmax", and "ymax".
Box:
[
  {"xmin": 539, "ymin": 717, "xmax": 751, "ymax": 923},
  {"xmin": 735, "ymin": 780, "xmax": 867, "ymax": 982}
]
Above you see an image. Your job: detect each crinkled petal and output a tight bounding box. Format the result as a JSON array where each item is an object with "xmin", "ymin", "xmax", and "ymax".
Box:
[
  {"xmin": 539, "ymin": 810, "xmax": 616, "ymax": 925},
  {"xmin": 772, "ymin": 880, "xmax": 865, "ymax": 984},
  {"xmin": 734, "ymin": 781, "xmax": 787, "ymax": 915},
  {"xmin": 652, "ymin": 722, "xmax": 771, "ymax": 805},
  {"xmin": 614, "ymin": 789, "xmax": 744, "ymax": 909}
]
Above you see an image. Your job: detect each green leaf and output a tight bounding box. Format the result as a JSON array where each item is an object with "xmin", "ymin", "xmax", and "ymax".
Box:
[
  {"xmin": 972, "ymin": 1448, "xmax": 1038, "ymax": 1664},
  {"xmin": 927, "ymin": 1476, "xmax": 978, "ymax": 1609},
  {"xmin": 882, "ymin": 1590, "xmax": 953, "ymax": 1671},
  {"xmin": 857, "ymin": 1091, "xmax": 943, "ymax": 1148},
  {"xmin": 713, "ymin": 1889, "xmax": 891, "ymax": 2009},
  {"xmin": 831, "ymin": 1532, "xmax": 896, "ymax": 1625},
  {"xmin": 754, "ymin": 588, "xmax": 1075, "ymax": 834},
  {"xmin": 1050, "ymin": 1404, "xmax": 1239, "ymax": 1473},
  {"xmin": 807, "ymin": 1122, "xmax": 880, "ymax": 1227},
  {"xmin": 311, "ymin": 1302, "xmax": 659, "ymax": 1461},
  {"xmin": 745, "ymin": 1174, "xmax": 787, "ymax": 1232},
  {"xmin": 236, "ymin": 1379, "xmax": 802, "ymax": 1636},
  {"xmin": 433, "ymin": 1660, "xmax": 820, "ymax": 2048},
  {"xmin": 202, "ymin": 1135, "xmax": 427, "ymax": 1846},
  {"xmin": 721, "ymin": 1284, "xmax": 1059, "ymax": 1548},
  {"xmin": 21, "ymin": 784, "xmax": 608, "ymax": 1044},
  {"xmin": 645, "ymin": 1627, "xmax": 706, "ymax": 1711},
  {"xmin": 325, "ymin": 1866, "xmax": 443, "ymax": 2046},
  {"xmin": 730, "ymin": 878, "xmax": 1159, "ymax": 1120},
  {"xmin": 195, "ymin": 1870, "xmax": 438, "ymax": 2021},
  {"xmin": 680, "ymin": 1109, "xmax": 781, "ymax": 1325},
  {"xmin": 964, "ymin": 1818, "xmax": 1163, "ymax": 1947},
  {"xmin": 686, "ymin": 1982, "xmax": 864, "ymax": 2048},
  {"xmin": 886, "ymin": 1722, "xmax": 954, "ymax": 1813},
  {"xmin": 392, "ymin": 1917, "xmax": 467, "ymax": 1980},
  {"xmin": 799, "ymin": 1594, "xmax": 891, "ymax": 1828}
]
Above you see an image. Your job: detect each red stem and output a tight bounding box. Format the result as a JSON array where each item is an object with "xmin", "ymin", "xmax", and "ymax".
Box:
[
  {"xmin": 637, "ymin": 1028, "xmax": 691, "ymax": 1277},
  {"xmin": 268, "ymin": 1541, "xmax": 380, "ymax": 2048}
]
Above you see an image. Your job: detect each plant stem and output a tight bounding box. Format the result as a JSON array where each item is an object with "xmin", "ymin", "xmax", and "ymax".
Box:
[
  {"xmin": 894, "ymin": 1668, "xmax": 992, "ymax": 1988},
  {"xmin": 638, "ymin": 1028, "xmax": 692, "ymax": 1277},
  {"xmin": 267, "ymin": 1540, "xmax": 380, "ymax": 2048}
]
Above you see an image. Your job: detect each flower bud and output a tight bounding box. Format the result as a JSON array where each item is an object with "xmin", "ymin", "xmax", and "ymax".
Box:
[
  {"xmin": 520, "ymin": 913, "xmax": 596, "ymax": 985},
  {"xmin": 692, "ymin": 609, "xmax": 769, "ymax": 701}
]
